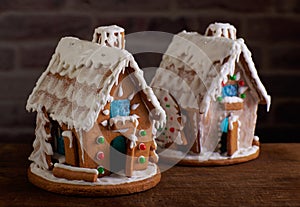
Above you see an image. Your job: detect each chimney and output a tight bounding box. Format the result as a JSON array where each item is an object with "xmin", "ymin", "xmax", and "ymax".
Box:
[
  {"xmin": 205, "ymin": 23, "xmax": 237, "ymax": 40},
  {"xmin": 92, "ymin": 25, "xmax": 125, "ymax": 49}
]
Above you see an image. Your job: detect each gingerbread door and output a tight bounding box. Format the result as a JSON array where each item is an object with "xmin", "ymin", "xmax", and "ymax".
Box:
[
  {"xmin": 220, "ymin": 116, "xmax": 239, "ymax": 156},
  {"xmin": 110, "ymin": 136, "xmax": 127, "ymax": 173},
  {"xmin": 227, "ymin": 121, "xmax": 238, "ymax": 156}
]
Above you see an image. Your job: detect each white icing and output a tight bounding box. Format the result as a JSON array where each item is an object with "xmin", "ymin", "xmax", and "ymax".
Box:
[
  {"xmin": 52, "ymin": 153, "xmax": 66, "ymax": 163},
  {"xmin": 107, "ymin": 95, "xmax": 114, "ymax": 103},
  {"xmin": 26, "ymin": 36, "xmax": 166, "ymax": 133},
  {"xmin": 239, "ymin": 41, "xmax": 271, "ymax": 111},
  {"xmin": 131, "ymin": 114, "xmax": 140, "ymax": 119},
  {"xmin": 238, "ymin": 86, "xmax": 248, "ymax": 94},
  {"xmin": 29, "ymin": 107, "xmax": 53, "ymax": 170},
  {"xmin": 102, "ymin": 109, "xmax": 110, "ymax": 116},
  {"xmin": 221, "ymin": 96, "xmax": 244, "ymax": 104},
  {"xmin": 77, "ymin": 130, "xmax": 85, "ymax": 163},
  {"xmin": 127, "ymin": 92, "xmax": 135, "ymax": 100},
  {"xmin": 109, "ymin": 115, "xmax": 139, "ymax": 127},
  {"xmin": 101, "ymin": 120, "xmax": 108, "ymax": 127},
  {"xmin": 62, "ymin": 130, "xmax": 73, "ymax": 148},
  {"xmin": 235, "ymin": 72, "xmax": 241, "ymax": 81},
  {"xmin": 158, "ymin": 145, "xmax": 259, "ymax": 161},
  {"xmin": 230, "ymin": 145, "xmax": 259, "ymax": 159},
  {"xmin": 117, "ymin": 83, "xmax": 123, "ymax": 97},
  {"xmin": 92, "ymin": 25, "xmax": 124, "ymax": 49},
  {"xmin": 131, "ymin": 103, "xmax": 140, "ymax": 110},
  {"xmin": 228, "ymin": 115, "xmax": 239, "ymax": 130},
  {"xmin": 112, "ymin": 128, "xmax": 129, "ymax": 133},
  {"xmin": 54, "ymin": 163, "xmax": 99, "ymax": 174},
  {"xmin": 174, "ymin": 133, "xmax": 183, "ymax": 145},
  {"xmin": 30, "ymin": 162, "xmax": 158, "ymax": 185},
  {"xmin": 254, "ymin": 136, "xmax": 259, "ymax": 141}
]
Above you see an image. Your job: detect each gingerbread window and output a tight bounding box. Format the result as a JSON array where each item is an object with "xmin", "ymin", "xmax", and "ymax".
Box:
[
  {"xmin": 110, "ymin": 99, "xmax": 130, "ymax": 118},
  {"xmin": 222, "ymin": 84, "xmax": 238, "ymax": 97}
]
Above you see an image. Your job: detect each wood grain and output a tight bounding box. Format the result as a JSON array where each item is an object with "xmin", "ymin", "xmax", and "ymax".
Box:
[{"xmin": 0, "ymin": 143, "xmax": 299, "ymax": 206}]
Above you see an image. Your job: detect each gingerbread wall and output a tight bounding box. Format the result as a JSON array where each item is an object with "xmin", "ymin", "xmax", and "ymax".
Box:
[{"xmin": 0, "ymin": 0, "xmax": 299, "ymax": 143}]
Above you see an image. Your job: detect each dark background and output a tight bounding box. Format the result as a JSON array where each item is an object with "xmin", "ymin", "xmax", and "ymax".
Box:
[{"xmin": 0, "ymin": 0, "xmax": 299, "ymax": 143}]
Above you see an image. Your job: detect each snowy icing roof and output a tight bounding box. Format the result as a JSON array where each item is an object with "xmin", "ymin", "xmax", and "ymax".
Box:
[
  {"xmin": 151, "ymin": 29, "xmax": 271, "ymax": 114},
  {"xmin": 26, "ymin": 37, "xmax": 165, "ymax": 131}
]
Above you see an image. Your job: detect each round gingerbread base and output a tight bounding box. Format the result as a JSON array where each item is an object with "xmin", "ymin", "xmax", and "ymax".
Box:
[
  {"xmin": 28, "ymin": 167, "xmax": 161, "ymax": 196},
  {"xmin": 159, "ymin": 147, "xmax": 260, "ymax": 166}
]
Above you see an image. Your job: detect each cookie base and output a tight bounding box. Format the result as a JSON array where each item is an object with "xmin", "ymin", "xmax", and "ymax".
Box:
[
  {"xmin": 28, "ymin": 167, "xmax": 161, "ymax": 196},
  {"xmin": 159, "ymin": 147, "xmax": 260, "ymax": 166}
]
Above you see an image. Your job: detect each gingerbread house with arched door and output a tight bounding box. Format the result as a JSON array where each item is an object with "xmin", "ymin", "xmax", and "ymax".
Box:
[
  {"xmin": 26, "ymin": 25, "xmax": 166, "ymax": 190},
  {"xmin": 151, "ymin": 23, "xmax": 271, "ymax": 165}
]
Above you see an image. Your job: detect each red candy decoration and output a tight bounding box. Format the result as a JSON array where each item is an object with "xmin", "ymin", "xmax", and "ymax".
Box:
[
  {"xmin": 96, "ymin": 152, "xmax": 104, "ymax": 160},
  {"xmin": 170, "ymin": 117, "xmax": 173, "ymax": 121},
  {"xmin": 221, "ymin": 81, "xmax": 226, "ymax": 87},
  {"xmin": 170, "ymin": 127, "xmax": 175, "ymax": 133},
  {"xmin": 239, "ymin": 80, "xmax": 245, "ymax": 86},
  {"xmin": 139, "ymin": 143, "xmax": 146, "ymax": 150},
  {"xmin": 164, "ymin": 97, "xmax": 168, "ymax": 101}
]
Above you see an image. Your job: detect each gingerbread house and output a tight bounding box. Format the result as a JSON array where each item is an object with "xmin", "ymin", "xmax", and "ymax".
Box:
[
  {"xmin": 26, "ymin": 25, "xmax": 166, "ymax": 195},
  {"xmin": 151, "ymin": 23, "xmax": 271, "ymax": 165}
]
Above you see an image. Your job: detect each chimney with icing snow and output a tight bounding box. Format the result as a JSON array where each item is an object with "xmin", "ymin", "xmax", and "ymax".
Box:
[
  {"xmin": 205, "ymin": 23, "xmax": 237, "ymax": 40},
  {"xmin": 92, "ymin": 25, "xmax": 125, "ymax": 49}
]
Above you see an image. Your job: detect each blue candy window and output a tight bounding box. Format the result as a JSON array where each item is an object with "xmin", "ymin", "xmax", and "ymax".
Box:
[
  {"xmin": 222, "ymin": 84, "xmax": 238, "ymax": 97},
  {"xmin": 110, "ymin": 99, "xmax": 130, "ymax": 118}
]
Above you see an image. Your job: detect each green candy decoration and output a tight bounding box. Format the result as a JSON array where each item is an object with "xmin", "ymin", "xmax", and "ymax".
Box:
[
  {"xmin": 138, "ymin": 156, "xmax": 146, "ymax": 164},
  {"xmin": 230, "ymin": 75, "xmax": 237, "ymax": 80},
  {"xmin": 96, "ymin": 136, "xmax": 105, "ymax": 144},
  {"xmin": 140, "ymin": 130, "xmax": 146, "ymax": 136},
  {"xmin": 97, "ymin": 166, "xmax": 105, "ymax": 174},
  {"xmin": 240, "ymin": 93, "xmax": 246, "ymax": 99}
]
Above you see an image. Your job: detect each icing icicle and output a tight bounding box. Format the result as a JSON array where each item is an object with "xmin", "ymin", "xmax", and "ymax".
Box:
[
  {"xmin": 77, "ymin": 130, "xmax": 85, "ymax": 163},
  {"xmin": 62, "ymin": 131, "xmax": 73, "ymax": 148},
  {"xmin": 131, "ymin": 103, "xmax": 140, "ymax": 110},
  {"xmin": 29, "ymin": 107, "xmax": 53, "ymax": 170},
  {"xmin": 117, "ymin": 83, "xmax": 123, "ymax": 97},
  {"xmin": 128, "ymin": 92, "xmax": 135, "ymax": 101},
  {"xmin": 101, "ymin": 120, "xmax": 108, "ymax": 127},
  {"xmin": 102, "ymin": 109, "xmax": 110, "ymax": 116}
]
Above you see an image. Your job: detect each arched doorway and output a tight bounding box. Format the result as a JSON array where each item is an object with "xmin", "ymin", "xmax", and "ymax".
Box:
[
  {"xmin": 110, "ymin": 136, "xmax": 127, "ymax": 173},
  {"xmin": 50, "ymin": 119, "xmax": 65, "ymax": 155}
]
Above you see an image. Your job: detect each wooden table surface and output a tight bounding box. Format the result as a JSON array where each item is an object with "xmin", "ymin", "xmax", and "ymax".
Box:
[{"xmin": 0, "ymin": 143, "xmax": 299, "ymax": 207}]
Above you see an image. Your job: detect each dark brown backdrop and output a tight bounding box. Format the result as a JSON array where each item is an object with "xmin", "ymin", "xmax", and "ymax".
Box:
[{"xmin": 0, "ymin": 0, "xmax": 299, "ymax": 143}]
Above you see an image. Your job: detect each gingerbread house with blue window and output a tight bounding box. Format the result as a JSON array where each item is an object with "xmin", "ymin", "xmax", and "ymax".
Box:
[
  {"xmin": 26, "ymin": 25, "xmax": 166, "ymax": 196},
  {"xmin": 151, "ymin": 23, "xmax": 271, "ymax": 165}
]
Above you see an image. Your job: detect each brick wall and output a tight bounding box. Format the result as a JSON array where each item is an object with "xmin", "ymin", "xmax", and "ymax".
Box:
[{"xmin": 0, "ymin": 0, "xmax": 299, "ymax": 143}]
